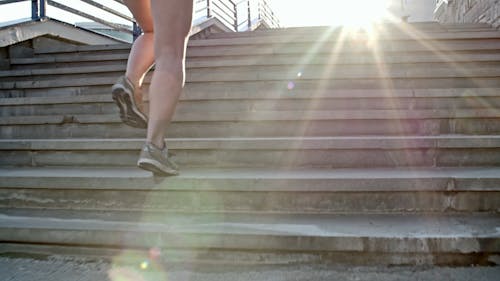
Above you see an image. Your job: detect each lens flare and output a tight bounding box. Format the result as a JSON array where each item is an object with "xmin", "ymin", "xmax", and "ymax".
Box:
[
  {"xmin": 108, "ymin": 249, "xmax": 170, "ymax": 281},
  {"xmin": 287, "ymin": 81, "xmax": 295, "ymax": 90},
  {"xmin": 149, "ymin": 247, "xmax": 162, "ymax": 259},
  {"xmin": 326, "ymin": 0, "xmax": 391, "ymax": 30}
]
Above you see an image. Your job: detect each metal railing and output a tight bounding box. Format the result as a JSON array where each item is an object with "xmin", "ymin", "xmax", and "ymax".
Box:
[
  {"xmin": 194, "ymin": 0, "xmax": 279, "ymax": 31},
  {"xmin": 0, "ymin": 0, "xmax": 137, "ymax": 40},
  {"xmin": 0, "ymin": 0, "xmax": 279, "ymax": 40},
  {"xmin": 257, "ymin": 0, "xmax": 279, "ymax": 28}
]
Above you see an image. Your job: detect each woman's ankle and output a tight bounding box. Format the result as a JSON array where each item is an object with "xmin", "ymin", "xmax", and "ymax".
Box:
[{"xmin": 147, "ymin": 139, "xmax": 166, "ymax": 150}]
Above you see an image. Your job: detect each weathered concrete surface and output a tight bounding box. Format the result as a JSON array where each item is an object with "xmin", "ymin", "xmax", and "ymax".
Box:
[
  {"xmin": 207, "ymin": 22, "xmax": 496, "ymax": 39},
  {"xmin": 8, "ymin": 52, "xmax": 500, "ymax": 70},
  {"xmin": 0, "ymin": 212, "xmax": 498, "ymax": 263},
  {"xmin": 1, "ymin": 136, "xmax": 500, "ymax": 168},
  {"xmin": 186, "ymin": 31, "xmax": 500, "ymax": 46},
  {"xmin": 3, "ymin": 88, "xmax": 499, "ymax": 103},
  {"xmin": 3, "ymin": 96, "xmax": 500, "ymax": 117},
  {"xmin": 31, "ymin": 38, "xmax": 500, "ymax": 59},
  {"xmin": 435, "ymin": 0, "xmax": 500, "ymax": 29},
  {"xmin": 1, "ymin": 114, "xmax": 499, "ymax": 139},
  {"xmin": 0, "ymin": 23, "xmax": 499, "ymax": 268},
  {"xmin": 0, "ymin": 256, "xmax": 499, "ymax": 281},
  {"xmin": 0, "ymin": 166, "xmax": 499, "ymax": 213},
  {"xmin": 0, "ymin": 19, "xmax": 122, "ymax": 48},
  {"xmin": 1, "ymin": 166, "xmax": 499, "ymax": 188},
  {"xmin": 3, "ymin": 76, "xmax": 500, "ymax": 95},
  {"xmin": 3, "ymin": 61, "xmax": 500, "ymax": 83}
]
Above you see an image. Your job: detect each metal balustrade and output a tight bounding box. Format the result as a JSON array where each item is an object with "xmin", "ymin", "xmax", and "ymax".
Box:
[
  {"xmin": 0, "ymin": 0, "xmax": 280, "ymax": 41},
  {"xmin": 195, "ymin": 0, "xmax": 280, "ymax": 31}
]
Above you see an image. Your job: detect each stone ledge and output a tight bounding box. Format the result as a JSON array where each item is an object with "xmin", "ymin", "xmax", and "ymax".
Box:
[
  {"xmin": 1, "ymin": 136, "xmax": 500, "ymax": 151},
  {"xmin": 2, "ymin": 243, "xmax": 499, "ymax": 266},
  {"xmin": 0, "ymin": 212, "xmax": 497, "ymax": 254},
  {"xmin": 3, "ymin": 63, "xmax": 500, "ymax": 80},
  {"xmin": 1, "ymin": 88, "xmax": 499, "ymax": 106},
  {"xmin": 187, "ymin": 31, "xmax": 500, "ymax": 47},
  {"xmin": 1, "ymin": 108, "xmax": 498, "ymax": 125},
  {"xmin": 0, "ymin": 166, "xmax": 499, "ymax": 191},
  {"xmin": 9, "ymin": 53, "xmax": 500, "ymax": 69}
]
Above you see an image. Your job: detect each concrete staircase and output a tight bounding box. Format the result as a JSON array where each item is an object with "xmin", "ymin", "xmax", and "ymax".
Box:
[{"xmin": 0, "ymin": 22, "xmax": 499, "ymax": 266}]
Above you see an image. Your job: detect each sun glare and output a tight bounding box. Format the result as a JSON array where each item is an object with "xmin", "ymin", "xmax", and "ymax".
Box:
[
  {"xmin": 272, "ymin": 0, "xmax": 392, "ymax": 30},
  {"xmin": 332, "ymin": 0, "xmax": 391, "ymax": 29}
]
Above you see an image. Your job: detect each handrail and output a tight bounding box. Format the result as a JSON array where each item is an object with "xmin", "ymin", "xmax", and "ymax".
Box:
[
  {"xmin": 79, "ymin": 0, "xmax": 133, "ymax": 22},
  {"xmin": 258, "ymin": 0, "xmax": 280, "ymax": 28},
  {"xmin": 201, "ymin": 0, "xmax": 279, "ymax": 31},
  {"xmin": 0, "ymin": 0, "xmax": 139, "ymax": 39},
  {"xmin": 0, "ymin": 0, "xmax": 28, "ymax": 4},
  {"xmin": 0, "ymin": 0, "xmax": 280, "ymax": 42},
  {"xmin": 45, "ymin": 0, "xmax": 131, "ymax": 34}
]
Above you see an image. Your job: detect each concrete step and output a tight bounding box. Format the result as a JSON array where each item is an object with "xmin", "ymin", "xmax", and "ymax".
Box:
[
  {"xmin": 1, "ymin": 88, "xmax": 499, "ymax": 117},
  {"xmin": 31, "ymin": 28, "xmax": 499, "ymax": 53},
  {"xmin": 10, "ymin": 51, "xmax": 500, "ymax": 70},
  {"xmin": 30, "ymin": 39, "xmax": 500, "ymax": 61},
  {"xmin": 1, "ymin": 136, "xmax": 499, "ymax": 168},
  {"xmin": 3, "ymin": 76, "xmax": 500, "ymax": 98},
  {"xmin": 0, "ymin": 73, "xmax": 498, "ymax": 98},
  {"xmin": 0, "ymin": 85, "xmax": 110, "ymax": 99},
  {"xmin": 1, "ymin": 96, "xmax": 498, "ymax": 117},
  {"xmin": 2, "ymin": 109, "xmax": 498, "ymax": 124},
  {"xmin": 186, "ymin": 39, "xmax": 500, "ymax": 58},
  {"xmin": 0, "ymin": 64, "xmax": 123, "ymax": 81},
  {"xmin": 187, "ymin": 31, "xmax": 500, "ymax": 48},
  {"xmin": 0, "ymin": 210, "xmax": 497, "ymax": 265},
  {"xmin": 0, "ymin": 166, "xmax": 498, "ymax": 213},
  {"xmin": 11, "ymin": 53, "xmax": 129, "ymax": 70},
  {"xmin": 30, "ymin": 31, "xmax": 500, "ymax": 56},
  {"xmin": 207, "ymin": 27, "xmax": 498, "ymax": 40},
  {"xmin": 1, "ymin": 254, "xmax": 499, "ymax": 279},
  {"xmin": 0, "ymin": 77, "xmax": 113, "ymax": 92},
  {"xmin": 2, "ymin": 62, "xmax": 500, "ymax": 83},
  {"xmin": 0, "ymin": 95, "xmax": 118, "ymax": 116},
  {"xmin": 187, "ymin": 64, "xmax": 500, "ymax": 82},
  {"xmin": 1, "ymin": 112, "xmax": 499, "ymax": 139},
  {"xmin": 33, "ymin": 43, "xmax": 131, "ymax": 56},
  {"xmin": 207, "ymin": 23, "xmax": 497, "ymax": 39}
]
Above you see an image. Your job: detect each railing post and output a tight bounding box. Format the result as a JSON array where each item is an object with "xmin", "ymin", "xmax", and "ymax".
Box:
[
  {"xmin": 207, "ymin": 0, "xmax": 211, "ymax": 18},
  {"xmin": 39, "ymin": 0, "xmax": 46, "ymax": 18},
  {"xmin": 233, "ymin": 1, "xmax": 238, "ymax": 31},
  {"xmin": 31, "ymin": 0, "xmax": 39, "ymax": 20},
  {"xmin": 247, "ymin": 0, "xmax": 251, "ymax": 30}
]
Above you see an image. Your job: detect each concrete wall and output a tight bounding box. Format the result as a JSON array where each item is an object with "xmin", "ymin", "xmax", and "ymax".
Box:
[{"xmin": 435, "ymin": 0, "xmax": 500, "ymax": 29}]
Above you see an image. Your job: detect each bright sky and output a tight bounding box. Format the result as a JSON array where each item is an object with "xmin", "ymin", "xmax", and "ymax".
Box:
[
  {"xmin": 0, "ymin": 0, "xmax": 396, "ymax": 28},
  {"xmin": 269, "ymin": 0, "xmax": 392, "ymax": 27}
]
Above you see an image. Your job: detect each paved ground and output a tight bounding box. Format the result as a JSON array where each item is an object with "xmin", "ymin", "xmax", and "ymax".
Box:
[{"xmin": 1, "ymin": 256, "xmax": 499, "ymax": 281}]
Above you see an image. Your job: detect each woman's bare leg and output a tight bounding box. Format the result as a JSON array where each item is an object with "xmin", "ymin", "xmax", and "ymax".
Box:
[
  {"xmin": 147, "ymin": 0, "xmax": 193, "ymax": 148},
  {"xmin": 123, "ymin": 0, "xmax": 155, "ymax": 106}
]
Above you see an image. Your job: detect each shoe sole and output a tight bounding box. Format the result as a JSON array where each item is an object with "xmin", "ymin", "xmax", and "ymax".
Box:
[
  {"xmin": 137, "ymin": 158, "xmax": 179, "ymax": 176},
  {"xmin": 111, "ymin": 85, "xmax": 148, "ymax": 129}
]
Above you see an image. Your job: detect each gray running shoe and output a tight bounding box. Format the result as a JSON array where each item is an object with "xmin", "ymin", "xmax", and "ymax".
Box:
[
  {"xmin": 111, "ymin": 75, "xmax": 148, "ymax": 128},
  {"xmin": 137, "ymin": 142, "xmax": 179, "ymax": 176}
]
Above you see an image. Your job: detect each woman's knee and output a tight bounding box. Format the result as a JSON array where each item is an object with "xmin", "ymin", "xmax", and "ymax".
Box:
[
  {"xmin": 155, "ymin": 41, "xmax": 187, "ymax": 60},
  {"xmin": 155, "ymin": 53, "xmax": 183, "ymax": 72}
]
